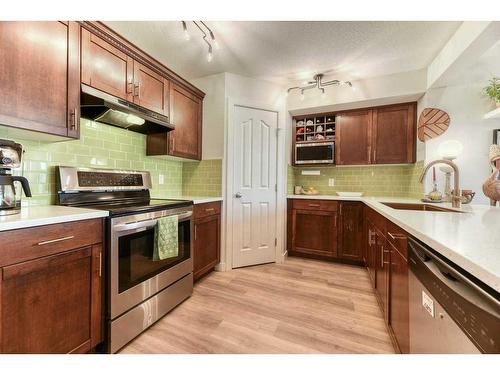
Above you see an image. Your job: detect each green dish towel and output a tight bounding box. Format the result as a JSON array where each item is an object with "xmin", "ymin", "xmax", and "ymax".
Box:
[{"xmin": 153, "ymin": 215, "xmax": 179, "ymax": 261}]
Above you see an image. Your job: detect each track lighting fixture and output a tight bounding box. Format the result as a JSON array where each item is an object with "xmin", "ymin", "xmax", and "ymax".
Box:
[
  {"xmin": 287, "ymin": 74, "xmax": 352, "ymax": 98},
  {"xmin": 181, "ymin": 21, "xmax": 218, "ymax": 63}
]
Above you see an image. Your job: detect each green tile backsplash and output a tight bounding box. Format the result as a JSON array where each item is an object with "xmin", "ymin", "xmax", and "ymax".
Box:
[
  {"xmin": 182, "ymin": 159, "xmax": 222, "ymax": 197},
  {"xmin": 0, "ymin": 119, "xmax": 183, "ymax": 206},
  {"xmin": 288, "ymin": 161, "xmax": 424, "ymax": 198}
]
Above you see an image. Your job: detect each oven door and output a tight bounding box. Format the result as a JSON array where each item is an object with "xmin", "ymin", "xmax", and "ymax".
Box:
[
  {"xmin": 295, "ymin": 142, "xmax": 335, "ymax": 164},
  {"xmin": 110, "ymin": 206, "xmax": 193, "ymax": 319}
]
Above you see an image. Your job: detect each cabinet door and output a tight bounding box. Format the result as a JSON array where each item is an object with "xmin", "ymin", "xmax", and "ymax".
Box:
[
  {"xmin": 0, "ymin": 245, "xmax": 102, "ymax": 354},
  {"xmin": 81, "ymin": 28, "xmax": 133, "ymax": 101},
  {"xmin": 372, "ymin": 104, "xmax": 416, "ymax": 164},
  {"xmin": 366, "ymin": 220, "xmax": 377, "ymax": 288},
  {"xmin": 133, "ymin": 61, "xmax": 169, "ymax": 116},
  {"xmin": 336, "ymin": 110, "xmax": 372, "ymax": 165},
  {"xmin": 168, "ymin": 83, "xmax": 203, "ymax": 160},
  {"xmin": 389, "ymin": 241, "xmax": 410, "ymax": 353},
  {"xmin": 193, "ymin": 214, "xmax": 221, "ymax": 281},
  {"xmin": 339, "ymin": 202, "xmax": 364, "ymax": 261},
  {"xmin": 375, "ymin": 229, "xmax": 390, "ymax": 323},
  {"xmin": 292, "ymin": 209, "xmax": 338, "ymax": 258},
  {"xmin": 0, "ymin": 21, "xmax": 80, "ymax": 138}
]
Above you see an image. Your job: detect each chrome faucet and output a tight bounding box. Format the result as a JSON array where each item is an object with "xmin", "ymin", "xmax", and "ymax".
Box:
[{"xmin": 419, "ymin": 159, "xmax": 461, "ymax": 208}]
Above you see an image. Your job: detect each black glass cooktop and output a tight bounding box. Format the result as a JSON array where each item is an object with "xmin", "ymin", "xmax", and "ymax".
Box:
[{"xmin": 77, "ymin": 199, "xmax": 193, "ymax": 216}]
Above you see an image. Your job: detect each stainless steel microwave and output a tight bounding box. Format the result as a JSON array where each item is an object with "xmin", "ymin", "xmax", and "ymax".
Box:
[{"xmin": 295, "ymin": 142, "xmax": 335, "ymax": 164}]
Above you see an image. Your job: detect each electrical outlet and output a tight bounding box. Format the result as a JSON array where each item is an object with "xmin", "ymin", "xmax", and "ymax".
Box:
[
  {"xmin": 159, "ymin": 174, "xmax": 165, "ymax": 185},
  {"xmin": 328, "ymin": 178, "xmax": 335, "ymax": 187}
]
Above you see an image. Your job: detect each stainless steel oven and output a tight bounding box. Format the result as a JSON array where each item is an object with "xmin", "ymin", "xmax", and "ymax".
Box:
[
  {"xmin": 109, "ymin": 206, "xmax": 193, "ymax": 352},
  {"xmin": 110, "ymin": 206, "xmax": 193, "ymax": 318},
  {"xmin": 295, "ymin": 142, "xmax": 335, "ymax": 164}
]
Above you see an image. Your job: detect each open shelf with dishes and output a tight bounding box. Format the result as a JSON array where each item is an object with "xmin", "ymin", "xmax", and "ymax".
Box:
[{"xmin": 295, "ymin": 114, "xmax": 336, "ymax": 143}]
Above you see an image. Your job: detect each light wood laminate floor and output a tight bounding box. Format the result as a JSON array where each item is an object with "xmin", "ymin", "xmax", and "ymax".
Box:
[{"xmin": 120, "ymin": 256, "xmax": 395, "ymax": 354}]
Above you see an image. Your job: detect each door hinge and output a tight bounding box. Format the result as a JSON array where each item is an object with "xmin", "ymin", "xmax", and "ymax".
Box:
[
  {"xmin": 275, "ymin": 184, "xmax": 277, "ymax": 192},
  {"xmin": 275, "ymin": 238, "xmax": 278, "ymax": 247}
]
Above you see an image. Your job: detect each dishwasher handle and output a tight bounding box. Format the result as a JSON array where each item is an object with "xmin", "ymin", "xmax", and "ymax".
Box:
[{"xmin": 408, "ymin": 239, "xmax": 500, "ymax": 314}]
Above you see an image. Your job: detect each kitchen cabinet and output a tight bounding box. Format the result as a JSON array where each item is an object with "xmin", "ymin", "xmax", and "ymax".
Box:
[
  {"xmin": 193, "ymin": 201, "xmax": 221, "ymax": 281},
  {"xmin": 0, "ymin": 21, "xmax": 80, "ymax": 138},
  {"xmin": 81, "ymin": 29, "xmax": 170, "ymax": 116},
  {"xmin": 335, "ymin": 109, "xmax": 372, "ymax": 165},
  {"xmin": 366, "ymin": 218, "xmax": 377, "ymax": 288},
  {"xmin": 289, "ymin": 199, "xmax": 338, "ymax": 259},
  {"xmin": 0, "ymin": 219, "xmax": 104, "ymax": 353},
  {"xmin": 372, "ymin": 103, "xmax": 416, "ymax": 164},
  {"xmin": 338, "ymin": 202, "xmax": 364, "ymax": 262},
  {"xmin": 387, "ymin": 224, "xmax": 410, "ymax": 354},
  {"xmin": 375, "ymin": 227, "xmax": 390, "ymax": 323},
  {"xmin": 147, "ymin": 83, "xmax": 203, "ymax": 160}
]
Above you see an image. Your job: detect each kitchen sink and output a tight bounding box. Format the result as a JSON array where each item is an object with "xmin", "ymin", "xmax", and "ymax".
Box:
[{"xmin": 381, "ymin": 202, "xmax": 461, "ymax": 213}]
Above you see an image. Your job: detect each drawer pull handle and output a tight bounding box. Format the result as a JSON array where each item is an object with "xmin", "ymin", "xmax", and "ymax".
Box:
[
  {"xmin": 308, "ymin": 204, "xmax": 320, "ymax": 208},
  {"xmin": 388, "ymin": 232, "xmax": 406, "ymax": 241},
  {"xmin": 205, "ymin": 208, "xmax": 215, "ymax": 212},
  {"xmin": 37, "ymin": 235, "xmax": 75, "ymax": 246}
]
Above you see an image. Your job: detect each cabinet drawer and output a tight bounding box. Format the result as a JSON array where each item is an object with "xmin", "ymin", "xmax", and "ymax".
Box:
[
  {"xmin": 366, "ymin": 207, "xmax": 387, "ymax": 234},
  {"xmin": 292, "ymin": 199, "xmax": 338, "ymax": 212},
  {"xmin": 194, "ymin": 201, "xmax": 222, "ymax": 219},
  {"xmin": 386, "ymin": 220, "xmax": 408, "ymax": 259},
  {"xmin": 0, "ymin": 219, "xmax": 103, "ymax": 267}
]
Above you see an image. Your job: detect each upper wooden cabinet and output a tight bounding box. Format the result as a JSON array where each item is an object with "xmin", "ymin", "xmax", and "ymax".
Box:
[
  {"xmin": 0, "ymin": 21, "xmax": 81, "ymax": 138},
  {"xmin": 372, "ymin": 103, "xmax": 416, "ymax": 164},
  {"xmin": 133, "ymin": 61, "xmax": 170, "ymax": 116},
  {"xmin": 81, "ymin": 28, "xmax": 133, "ymax": 102},
  {"xmin": 146, "ymin": 83, "xmax": 203, "ymax": 160},
  {"xmin": 293, "ymin": 102, "xmax": 417, "ymax": 166},
  {"xmin": 336, "ymin": 109, "xmax": 372, "ymax": 165},
  {"xmin": 81, "ymin": 29, "xmax": 169, "ymax": 117}
]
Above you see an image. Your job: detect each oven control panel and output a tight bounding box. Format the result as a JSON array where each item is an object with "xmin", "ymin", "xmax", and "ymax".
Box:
[{"xmin": 77, "ymin": 171, "xmax": 144, "ymax": 187}]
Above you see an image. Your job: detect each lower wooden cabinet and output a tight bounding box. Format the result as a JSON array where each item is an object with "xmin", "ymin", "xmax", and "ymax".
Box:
[
  {"xmin": 0, "ymin": 219, "xmax": 104, "ymax": 354},
  {"xmin": 366, "ymin": 219, "xmax": 378, "ymax": 288},
  {"xmin": 193, "ymin": 201, "xmax": 221, "ymax": 281},
  {"xmin": 375, "ymin": 228, "xmax": 390, "ymax": 324},
  {"xmin": 289, "ymin": 199, "xmax": 338, "ymax": 259},
  {"xmin": 338, "ymin": 202, "xmax": 364, "ymax": 261}
]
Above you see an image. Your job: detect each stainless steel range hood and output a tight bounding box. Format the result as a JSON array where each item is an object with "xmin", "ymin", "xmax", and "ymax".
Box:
[{"xmin": 80, "ymin": 84, "xmax": 174, "ymax": 134}]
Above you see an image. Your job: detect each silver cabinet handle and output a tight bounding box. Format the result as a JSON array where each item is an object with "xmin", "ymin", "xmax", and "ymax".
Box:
[
  {"xmin": 98, "ymin": 252, "xmax": 102, "ymax": 278},
  {"xmin": 235, "ymin": 192, "xmax": 243, "ymax": 198},
  {"xmin": 37, "ymin": 235, "xmax": 74, "ymax": 246}
]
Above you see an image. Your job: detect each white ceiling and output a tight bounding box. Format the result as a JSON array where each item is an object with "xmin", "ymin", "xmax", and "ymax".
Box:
[{"xmin": 104, "ymin": 21, "xmax": 462, "ymax": 85}]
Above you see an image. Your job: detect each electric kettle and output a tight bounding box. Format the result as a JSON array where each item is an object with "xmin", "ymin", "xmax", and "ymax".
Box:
[{"xmin": 0, "ymin": 139, "xmax": 32, "ymax": 215}]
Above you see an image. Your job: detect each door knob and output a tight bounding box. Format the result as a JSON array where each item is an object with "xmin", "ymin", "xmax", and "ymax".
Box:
[{"xmin": 235, "ymin": 192, "xmax": 243, "ymax": 198}]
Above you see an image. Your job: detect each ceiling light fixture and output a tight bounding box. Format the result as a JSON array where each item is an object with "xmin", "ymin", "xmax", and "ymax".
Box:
[
  {"xmin": 287, "ymin": 74, "xmax": 352, "ymax": 98},
  {"xmin": 182, "ymin": 21, "xmax": 218, "ymax": 63}
]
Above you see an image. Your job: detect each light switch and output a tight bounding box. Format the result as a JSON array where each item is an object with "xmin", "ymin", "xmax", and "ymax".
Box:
[
  {"xmin": 159, "ymin": 174, "xmax": 165, "ymax": 185},
  {"xmin": 328, "ymin": 178, "xmax": 335, "ymax": 187}
]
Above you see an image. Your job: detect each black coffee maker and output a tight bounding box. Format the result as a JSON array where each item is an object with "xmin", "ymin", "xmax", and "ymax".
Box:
[{"xmin": 0, "ymin": 139, "xmax": 32, "ymax": 215}]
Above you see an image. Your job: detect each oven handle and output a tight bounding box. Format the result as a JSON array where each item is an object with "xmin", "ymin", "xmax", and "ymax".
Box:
[{"xmin": 113, "ymin": 211, "xmax": 192, "ymax": 232}]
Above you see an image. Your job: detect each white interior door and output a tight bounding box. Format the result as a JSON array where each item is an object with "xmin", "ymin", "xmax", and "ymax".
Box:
[{"xmin": 232, "ymin": 105, "xmax": 278, "ymax": 268}]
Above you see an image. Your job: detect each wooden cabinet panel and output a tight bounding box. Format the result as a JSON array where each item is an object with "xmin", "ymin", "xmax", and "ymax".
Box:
[
  {"xmin": 0, "ymin": 21, "xmax": 80, "ymax": 138},
  {"xmin": 338, "ymin": 202, "xmax": 364, "ymax": 261},
  {"xmin": 389, "ymin": 240, "xmax": 410, "ymax": 354},
  {"xmin": 194, "ymin": 201, "xmax": 222, "ymax": 220},
  {"xmin": 133, "ymin": 61, "xmax": 169, "ymax": 116},
  {"xmin": 366, "ymin": 219, "xmax": 377, "ymax": 288},
  {"xmin": 193, "ymin": 213, "xmax": 221, "ymax": 281},
  {"xmin": 167, "ymin": 83, "xmax": 203, "ymax": 160},
  {"xmin": 292, "ymin": 208, "xmax": 338, "ymax": 258},
  {"xmin": 375, "ymin": 228, "xmax": 390, "ymax": 323},
  {"xmin": 0, "ymin": 244, "xmax": 102, "ymax": 353},
  {"xmin": 336, "ymin": 110, "xmax": 372, "ymax": 165},
  {"xmin": 81, "ymin": 28, "xmax": 133, "ymax": 101},
  {"xmin": 372, "ymin": 104, "xmax": 416, "ymax": 164}
]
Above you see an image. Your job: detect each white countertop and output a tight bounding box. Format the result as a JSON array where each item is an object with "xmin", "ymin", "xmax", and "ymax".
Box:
[
  {"xmin": 156, "ymin": 196, "xmax": 223, "ymax": 205},
  {"xmin": 288, "ymin": 194, "xmax": 500, "ymax": 293},
  {"xmin": 0, "ymin": 205, "xmax": 109, "ymax": 232}
]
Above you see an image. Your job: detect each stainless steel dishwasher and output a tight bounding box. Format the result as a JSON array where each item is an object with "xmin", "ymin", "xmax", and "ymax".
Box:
[{"xmin": 408, "ymin": 238, "xmax": 500, "ymax": 353}]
